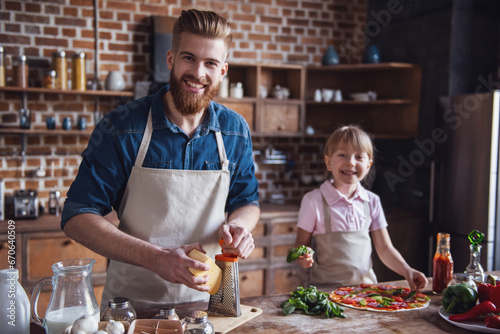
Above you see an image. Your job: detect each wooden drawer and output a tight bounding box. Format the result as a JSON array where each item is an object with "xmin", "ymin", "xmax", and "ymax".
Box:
[
  {"xmin": 221, "ymin": 101, "xmax": 255, "ymax": 131},
  {"xmin": 239, "ymin": 269, "xmax": 265, "ymax": 298},
  {"xmin": 24, "ymin": 232, "xmax": 108, "ymax": 287},
  {"xmin": 261, "ymin": 103, "xmax": 300, "ymax": 133},
  {"xmin": 272, "ymin": 266, "xmax": 306, "ymax": 294},
  {"xmin": 272, "ymin": 221, "xmax": 298, "ymax": 235}
]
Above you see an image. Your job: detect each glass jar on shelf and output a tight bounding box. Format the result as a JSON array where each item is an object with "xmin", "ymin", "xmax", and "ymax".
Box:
[{"xmin": 52, "ymin": 51, "xmax": 67, "ymax": 89}]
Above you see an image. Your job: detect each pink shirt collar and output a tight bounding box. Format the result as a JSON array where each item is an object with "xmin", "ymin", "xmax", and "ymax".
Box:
[{"xmin": 319, "ymin": 180, "xmax": 370, "ymax": 205}]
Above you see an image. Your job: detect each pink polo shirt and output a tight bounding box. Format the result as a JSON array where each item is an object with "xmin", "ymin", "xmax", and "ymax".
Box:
[{"xmin": 297, "ymin": 181, "xmax": 388, "ymax": 236}]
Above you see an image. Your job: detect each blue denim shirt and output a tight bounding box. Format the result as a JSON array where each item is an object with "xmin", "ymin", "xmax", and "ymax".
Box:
[{"xmin": 61, "ymin": 85, "xmax": 259, "ymax": 228}]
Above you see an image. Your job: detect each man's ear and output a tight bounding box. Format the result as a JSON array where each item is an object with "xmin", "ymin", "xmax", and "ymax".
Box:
[
  {"xmin": 166, "ymin": 50, "xmax": 174, "ymax": 71},
  {"xmin": 220, "ymin": 62, "xmax": 228, "ymax": 82}
]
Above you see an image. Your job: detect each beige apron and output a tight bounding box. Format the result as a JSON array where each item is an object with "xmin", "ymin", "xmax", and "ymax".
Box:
[
  {"xmin": 309, "ymin": 194, "xmax": 377, "ymax": 287},
  {"xmin": 101, "ymin": 109, "xmax": 230, "ymax": 310}
]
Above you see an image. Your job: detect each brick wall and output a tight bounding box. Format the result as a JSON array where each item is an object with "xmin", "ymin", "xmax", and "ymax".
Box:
[{"xmin": 0, "ymin": 0, "xmax": 366, "ymax": 213}]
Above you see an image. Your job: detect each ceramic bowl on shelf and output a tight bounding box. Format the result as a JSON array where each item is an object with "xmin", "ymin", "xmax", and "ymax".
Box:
[{"xmin": 350, "ymin": 91, "xmax": 377, "ymax": 101}]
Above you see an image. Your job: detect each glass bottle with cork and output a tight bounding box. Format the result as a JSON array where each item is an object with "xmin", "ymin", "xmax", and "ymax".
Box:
[
  {"xmin": 72, "ymin": 52, "xmax": 86, "ymax": 91},
  {"xmin": 0, "ymin": 46, "xmax": 5, "ymax": 87},
  {"xmin": 432, "ymin": 232, "xmax": 453, "ymax": 294},
  {"xmin": 52, "ymin": 51, "xmax": 67, "ymax": 90},
  {"xmin": 465, "ymin": 229, "xmax": 485, "ymax": 286}
]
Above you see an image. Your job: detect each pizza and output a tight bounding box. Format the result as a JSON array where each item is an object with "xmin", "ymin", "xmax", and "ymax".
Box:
[{"xmin": 329, "ymin": 284, "xmax": 431, "ymax": 312}]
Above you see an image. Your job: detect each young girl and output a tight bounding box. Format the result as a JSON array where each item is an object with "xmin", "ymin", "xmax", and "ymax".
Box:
[{"xmin": 294, "ymin": 125, "xmax": 428, "ymax": 292}]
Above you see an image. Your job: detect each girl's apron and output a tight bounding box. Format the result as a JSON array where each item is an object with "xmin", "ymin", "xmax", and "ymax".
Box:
[
  {"xmin": 101, "ymin": 109, "xmax": 230, "ymax": 309},
  {"xmin": 309, "ymin": 194, "xmax": 377, "ymax": 287}
]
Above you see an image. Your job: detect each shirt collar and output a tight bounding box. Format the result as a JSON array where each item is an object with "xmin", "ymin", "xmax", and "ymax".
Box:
[
  {"xmin": 319, "ymin": 180, "xmax": 370, "ymax": 205},
  {"xmin": 150, "ymin": 84, "xmax": 221, "ymax": 135}
]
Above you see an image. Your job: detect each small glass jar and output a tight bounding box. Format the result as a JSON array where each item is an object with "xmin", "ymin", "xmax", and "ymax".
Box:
[
  {"xmin": 62, "ymin": 117, "xmax": 72, "ymax": 130},
  {"xmin": 52, "ymin": 51, "xmax": 67, "ymax": 89},
  {"xmin": 72, "ymin": 52, "xmax": 86, "ymax": 91},
  {"xmin": 153, "ymin": 306, "xmax": 179, "ymax": 320},
  {"xmin": 182, "ymin": 311, "xmax": 214, "ymax": 334},
  {"xmin": 48, "ymin": 190, "xmax": 61, "ymax": 216},
  {"xmin": 0, "ymin": 46, "xmax": 5, "ymax": 87},
  {"xmin": 13, "ymin": 55, "xmax": 28, "ymax": 88},
  {"xmin": 44, "ymin": 70, "xmax": 56, "ymax": 89},
  {"xmin": 101, "ymin": 297, "xmax": 137, "ymax": 323}
]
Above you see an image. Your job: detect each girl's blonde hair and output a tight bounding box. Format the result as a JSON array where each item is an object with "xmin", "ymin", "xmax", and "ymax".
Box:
[
  {"xmin": 324, "ymin": 125, "xmax": 374, "ymax": 160},
  {"xmin": 172, "ymin": 9, "xmax": 233, "ymax": 55}
]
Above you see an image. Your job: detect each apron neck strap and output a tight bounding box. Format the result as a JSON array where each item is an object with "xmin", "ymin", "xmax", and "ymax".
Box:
[
  {"xmin": 321, "ymin": 194, "xmax": 371, "ymax": 233},
  {"xmin": 135, "ymin": 108, "xmax": 154, "ymax": 167},
  {"xmin": 135, "ymin": 109, "xmax": 230, "ymax": 171},
  {"xmin": 215, "ymin": 131, "xmax": 229, "ymax": 171}
]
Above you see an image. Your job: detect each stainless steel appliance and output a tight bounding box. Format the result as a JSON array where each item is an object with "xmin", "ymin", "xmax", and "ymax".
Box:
[
  {"xmin": 436, "ymin": 90, "xmax": 500, "ymax": 272},
  {"xmin": 13, "ymin": 189, "xmax": 38, "ymax": 219}
]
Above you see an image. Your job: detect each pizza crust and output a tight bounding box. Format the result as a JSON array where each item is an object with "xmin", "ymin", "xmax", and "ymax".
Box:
[{"xmin": 334, "ymin": 299, "xmax": 430, "ymax": 312}]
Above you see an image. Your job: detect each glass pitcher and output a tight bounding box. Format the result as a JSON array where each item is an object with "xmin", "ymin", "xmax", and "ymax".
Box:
[{"xmin": 31, "ymin": 258, "xmax": 100, "ymax": 334}]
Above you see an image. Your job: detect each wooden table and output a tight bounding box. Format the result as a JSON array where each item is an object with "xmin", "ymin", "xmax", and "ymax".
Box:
[{"xmin": 31, "ymin": 276, "xmax": 497, "ymax": 334}]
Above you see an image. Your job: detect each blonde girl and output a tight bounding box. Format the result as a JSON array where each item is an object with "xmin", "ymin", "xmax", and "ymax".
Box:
[{"xmin": 294, "ymin": 125, "xmax": 427, "ymax": 291}]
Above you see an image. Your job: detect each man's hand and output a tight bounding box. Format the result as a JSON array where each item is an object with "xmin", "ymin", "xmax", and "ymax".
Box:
[
  {"xmin": 154, "ymin": 243, "xmax": 211, "ymax": 292},
  {"xmin": 218, "ymin": 224, "xmax": 254, "ymax": 259}
]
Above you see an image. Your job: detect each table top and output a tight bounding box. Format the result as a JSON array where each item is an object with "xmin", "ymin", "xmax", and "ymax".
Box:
[{"xmin": 31, "ymin": 274, "xmax": 500, "ymax": 334}]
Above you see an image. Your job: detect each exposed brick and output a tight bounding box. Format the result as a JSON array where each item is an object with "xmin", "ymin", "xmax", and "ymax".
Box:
[
  {"xmin": 261, "ymin": 16, "xmax": 282, "ymax": 25},
  {"xmin": 26, "ymin": 3, "xmax": 41, "ymax": 13},
  {"xmin": 70, "ymin": 0, "xmax": 93, "ymax": 7},
  {"xmin": 63, "ymin": 7, "xmax": 78, "ymax": 17},
  {"xmin": 249, "ymin": 33, "xmax": 272, "ymax": 42},
  {"xmin": 286, "ymin": 18, "xmax": 309, "ymax": 26},
  {"xmin": 275, "ymin": 35, "xmax": 297, "ymax": 44},
  {"xmin": 232, "ymin": 13, "xmax": 256, "ymax": 22},
  {"xmin": 99, "ymin": 21, "xmax": 122, "ymax": 30},
  {"xmin": 55, "ymin": 17, "xmax": 87, "ymax": 27},
  {"xmin": 44, "ymin": 27, "xmax": 59, "ymax": 36},
  {"xmin": 5, "ymin": 1, "xmax": 21, "ymax": 11},
  {"xmin": 99, "ymin": 53, "xmax": 128, "ymax": 62},
  {"xmin": 82, "ymin": 8, "xmax": 94, "ymax": 18},
  {"xmin": 15, "ymin": 13, "xmax": 50, "ymax": 24},
  {"xmin": 233, "ymin": 51, "xmax": 257, "ymax": 59},
  {"xmin": 117, "ymin": 12, "xmax": 130, "ymax": 22},
  {"xmin": 45, "ymin": 5, "xmax": 60, "ymax": 15},
  {"xmin": 35, "ymin": 37, "xmax": 69, "ymax": 48},
  {"xmin": 0, "ymin": 34, "xmax": 31, "ymax": 45},
  {"xmin": 99, "ymin": 10, "xmax": 114, "ymax": 20},
  {"xmin": 5, "ymin": 24, "xmax": 21, "ymax": 33},
  {"xmin": 107, "ymin": 1, "xmax": 137, "ymax": 12},
  {"xmin": 261, "ymin": 52, "xmax": 284, "ymax": 61},
  {"xmin": 62, "ymin": 28, "xmax": 77, "ymax": 38}
]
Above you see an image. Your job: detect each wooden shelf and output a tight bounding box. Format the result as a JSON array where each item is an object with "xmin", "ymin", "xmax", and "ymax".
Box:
[
  {"xmin": 306, "ymin": 99, "xmax": 413, "ymax": 105},
  {"xmin": 0, "ymin": 86, "xmax": 134, "ymax": 97},
  {"xmin": 307, "ymin": 62, "xmax": 417, "ymax": 72},
  {"xmin": 0, "ymin": 127, "xmax": 93, "ymax": 136}
]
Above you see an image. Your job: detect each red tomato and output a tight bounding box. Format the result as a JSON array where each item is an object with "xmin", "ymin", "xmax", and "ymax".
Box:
[
  {"xmin": 392, "ymin": 296, "xmax": 404, "ymax": 302},
  {"xmin": 360, "ymin": 284, "xmax": 374, "ymax": 289},
  {"xmin": 415, "ymin": 293, "xmax": 427, "ymax": 299},
  {"xmin": 365, "ymin": 297, "xmax": 377, "ymax": 302}
]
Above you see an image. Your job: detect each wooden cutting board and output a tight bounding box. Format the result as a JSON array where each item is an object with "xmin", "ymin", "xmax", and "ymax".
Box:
[{"xmin": 209, "ymin": 304, "xmax": 263, "ymax": 334}]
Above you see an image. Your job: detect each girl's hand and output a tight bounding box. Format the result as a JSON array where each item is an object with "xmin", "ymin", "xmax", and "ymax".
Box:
[
  {"xmin": 405, "ymin": 269, "xmax": 428, "ymax": 292},
  {"xmin": 296, "ymin": 252, "xmax": 314, "ymax": 269}
]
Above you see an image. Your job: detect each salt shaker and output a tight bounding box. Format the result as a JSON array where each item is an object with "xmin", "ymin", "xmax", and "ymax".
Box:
[
  {"xmin": 182, "ymin": 311, "xmax": 214, "ymax": 334},
  {"xmin": 153, "ymin": 306, "xmax": 179, "ymax": 320}
]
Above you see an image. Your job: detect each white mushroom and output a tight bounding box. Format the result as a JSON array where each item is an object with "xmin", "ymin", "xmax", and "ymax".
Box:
[
  {"xmin": 71, "ymin": 315, "xmax": 98, "ymax": 334},
  {"xmin": 105, "ymin": 320, "xmax": 125, "ymax": 334},
  {"xmin": 63, "ymin": 326, "xmax": 73, "ymax": 334}
]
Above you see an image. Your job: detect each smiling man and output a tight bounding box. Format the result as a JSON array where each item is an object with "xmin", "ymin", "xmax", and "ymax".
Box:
[{"xmin": 61, "ymin": 9, "xmax": 260, "ymax": 310}]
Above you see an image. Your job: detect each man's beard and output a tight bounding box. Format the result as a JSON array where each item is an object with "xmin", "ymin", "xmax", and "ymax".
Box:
[{"xmin": 169, "ymin": 68, "xmax": 220, "ymax": 116}]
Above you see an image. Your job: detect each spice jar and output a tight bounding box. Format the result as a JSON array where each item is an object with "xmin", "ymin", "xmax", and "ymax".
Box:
[
  {"xmin": 182, "ymin": 311, "xmax": 214, "ymax": 334},
  {"xmin": 13, "ymin": 55, "xmax": 28, "ymax": 88},
  {"xmin": 432, "ymin": 232, "xmax": 454, "ymax": 294},
  {"xmin": 101, "ymin": 297, "xmax": 137, "ymax": 323},
  {"xmin": 48, "ymin": 190, "xmax": 61, "ymax": 216},
  {"xmin": 72, "ymin": 52, "xmax": 86, "ymax": 91},
  {"xmin": 153, "ymin": 306, "xmax": 179, "ymax": 320},
  {"xmin": 0, "ymin": 46, "xmax": 5, "ymax": 87},
  {"xmin": 44, "ymin": 70, "xmax": 56, "ymax": 89},
  {"xmin": 52, "ymin": 51, "xmax": 67, "ymax": 89}
]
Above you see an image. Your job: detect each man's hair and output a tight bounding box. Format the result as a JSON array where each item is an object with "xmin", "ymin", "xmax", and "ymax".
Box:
[{"xmin": 172, "ymin": 9, "xmax": 232, "ymax": 55}]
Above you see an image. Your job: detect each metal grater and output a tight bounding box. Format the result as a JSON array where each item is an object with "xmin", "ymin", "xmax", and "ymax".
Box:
[{"xmin": 208, "ymin": 247, "xmax": 241, "ymax": 317}]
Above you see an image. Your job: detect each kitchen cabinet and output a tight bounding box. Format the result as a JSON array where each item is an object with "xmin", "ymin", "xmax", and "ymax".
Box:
[
  {"xmin": 305, "ymin": 63, "xmax": 421, "ymax": 138},
  {"xmin": 0, "ymin": 214, "xmax": 116, "ymax": 317},
  {"xmin": 214, "ymin": 62, "xmax": 305, "ymax": 136},
  {"xmin": 238, "ymin": 204, "xmax": 303, "ymax": 297}
]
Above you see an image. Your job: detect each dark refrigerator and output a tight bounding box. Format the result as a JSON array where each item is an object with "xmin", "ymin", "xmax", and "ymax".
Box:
[{"xmin": 436, "ymin": 90, "xmax": 500, "ymax": 273}]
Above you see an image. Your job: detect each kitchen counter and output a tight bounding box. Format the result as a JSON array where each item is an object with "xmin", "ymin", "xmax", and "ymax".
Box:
[{"xmin": 30, "ymin": 275, "xmax": 492, "ymax": 334}]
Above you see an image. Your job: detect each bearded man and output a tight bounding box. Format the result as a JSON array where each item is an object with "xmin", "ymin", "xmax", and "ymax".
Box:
[{"xmin": 62, "ymin": 9, "xmax": 260, "ymax": 310}]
